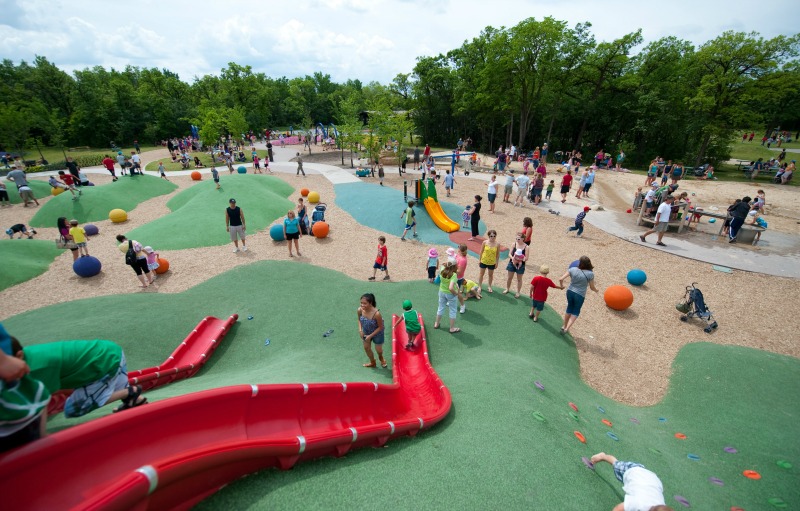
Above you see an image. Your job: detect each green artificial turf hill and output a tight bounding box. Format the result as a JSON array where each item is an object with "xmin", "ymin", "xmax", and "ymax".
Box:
[
  {"xmin": 5, "ymin": 180, "xmax": 50, "ymax": 204},
  {"xmin": 29, "ymin": 175, "xmax": 177, "ymax": 227},
  {"xmin": 123, "ymin": 174, "xmax": 294, "ymax": 250},
  {"xmin": 0, "ymin": 239, "xmax": 63, "ymax": 291},
  {"xmin": 4, "ymin": 262, "xmax": 797, "ymax": 510}
]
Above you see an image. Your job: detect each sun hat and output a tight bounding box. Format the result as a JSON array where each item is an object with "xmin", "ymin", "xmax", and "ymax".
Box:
[
  {"xmin": 402, "ymin": 300, "xmax": 413, "ymax": 310},
  {"xmin": 143, "ymin": 246, "xmax": 154, "ymax": 253},
  {"xmin": 428, "ymin": 248, "xmax": 439, "ymax": 258}
]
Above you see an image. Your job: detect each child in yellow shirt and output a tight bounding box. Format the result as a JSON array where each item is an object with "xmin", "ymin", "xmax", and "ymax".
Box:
[{"xmin": 69, "ymin": 219, "xmax": 89, "ymax": 257}]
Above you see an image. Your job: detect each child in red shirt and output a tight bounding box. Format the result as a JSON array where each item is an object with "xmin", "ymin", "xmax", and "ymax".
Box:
[
  {"xmin": 369, "ymin": 236, "xmax": 391, "ymax": 281},
  {"xmin": 529, "ymin": 265, "xmax": 562, "ymax": 322},
  {"xmin": 58, "ymin": 170, "xmax": 81, "ymax": 199}
]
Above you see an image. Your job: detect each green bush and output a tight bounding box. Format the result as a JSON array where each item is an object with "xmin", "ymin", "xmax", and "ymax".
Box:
[
  {"xmin": 24, "ymin": 165, "xmax": 45, "ymax": 174},
  {"xmin": 72, "ymin": 155, "xmax": 105, "ymax": 167}
]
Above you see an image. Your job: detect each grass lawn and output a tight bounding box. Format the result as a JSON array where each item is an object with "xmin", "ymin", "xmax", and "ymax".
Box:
[
  {"xmin": 144, "ymin": 150, "xmax": 271, "ymax": 172},
  {"xmin": 0, "ymin": 239, "xmax": 63, "ymax": 291},
  {"xmin": 5, "ymin": 262, "xmax": 798, "ymax": 510},
  {"xmin": 20, "ymin": 145, "xmax": 159, "ymax": 164}
]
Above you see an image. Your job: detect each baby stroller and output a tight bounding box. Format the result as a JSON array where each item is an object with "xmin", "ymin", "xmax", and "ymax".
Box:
[
  {"xmin": 310, "ymin": 203, "xmax": 327, "ymax": 236},
  {"xmin": 676, "ymin": 283, "xmax": 718, "ymax": 333}
]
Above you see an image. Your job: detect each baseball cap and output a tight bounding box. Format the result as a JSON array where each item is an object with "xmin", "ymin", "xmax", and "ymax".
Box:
[
  {"xmin": 583, "ymin": 206, "xmax": 591, "ymax": 212},
  {"xmin": 229, "ymin": 198, "xmax": 236, "ymax": 203},
  {"xmin": 402, "ymin": 300, "xmax": 413, "ymax": 310},
  {"xmin": 651, "ymin": 182, "xmax": 659, "ymax": 187}
]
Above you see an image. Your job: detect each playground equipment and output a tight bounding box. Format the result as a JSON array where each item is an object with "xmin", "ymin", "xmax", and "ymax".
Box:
[
  {"xmin": 604, "ymin": 285, "xmax": 634, "ymax": 311},
  {"xmin": 269, "ymin": 224, "xmax": 285, "ymax": 241},
  {"xmin": 72, "ymin": 256, "xmax": 102, "ymax": 278},
  {"xmin": 155, "ymin": 258, "xmax": 169, "ymax": 274},
  {"xmin": 108, "ymin": 209, "xmax": 127, "ymax": 223},
  {"xmin": 312, "ymin": 220, "xmax": 330, "ymax": 238},
  {"xmin": 191, "ymin": 171, "xmax": 202, "ymax": 181},
  {"xmin": 51, "ymin": 187, "xmax": 64, "ymax": 196},
  {"xmin": 84, "ymin": 224, "xmax": 99, "ymax": 236},
  {"xmin": 0, "ymin": 313, "xmax": 450, "ymax": 510},
  {"xmin": 308, "ymin": 191, "xmax": 321, "ymax": 204},
  {"xmin": 310, "ymin": 203, "xmax": 328, "ymax": 234},
  {"xmin": 626, "ymin": 269, "xmax": 647, "ymax": 286},
  {"xmin": 414, "ymin": 179, "xmax": 459, "ymax": 233},
  {"xmin": 237, "ymin": 166, "xmax": 247, "ymax": 174},
  {"xmin": 300, "ymin": 188, "xmax": 310, "ymax": 197}
]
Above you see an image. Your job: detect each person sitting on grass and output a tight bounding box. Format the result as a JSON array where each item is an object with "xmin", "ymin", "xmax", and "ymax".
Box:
[
  {"xmin": 10, "ymin": 337, "xmax": 147, "ymax": 417},
  {"xmin": 590, "ymin": 452, "xmax": 674, "ymax": 511},
  {"xmin": 193, "ymin": 156, "xmax": 204, "ymax": 168}
]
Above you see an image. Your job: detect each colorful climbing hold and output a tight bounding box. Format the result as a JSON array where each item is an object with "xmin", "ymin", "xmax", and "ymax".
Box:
[
  {"xmin": 709, "ymin": 477, "xmax": 724, "ymax": 486},
  {"xmin": 743, "ymin": 470, "xmax": 761, "ymax": 480},
  {"xmin": 724, "ymin": 446, "xmax": 738, "ymax": 454},
  {"xmin": 602, "ymin": 419, "xmax": 613, "ymax": 427},
  {"xmin": 658, "ymin": 417, "xmax": 668, "ymax": 423},
  {"xmin": 247, "ymin": 315, "xmax": 254, "ymax": 320},
  {"xmin": 532, "ymin": 411, "xmax": 546, "ymax": 422},
  {"xmin": 687, "ymin": 453, "xmax": 700, "ymax": 461},
  {"xmin": 649, "ymin": 447, "xmax": 662, "ymax": 455},
  {"xmin": 534, "ymin": 381, "xmax": 545, "ymax": 390},
  {"xmin": 597, "ymin": 406, "xmax": 606, "ymax": 414},
  {"xmin": 767, "ymin": 497, "xmax": 788, "ymax": 508},
  {"xmin": 574, "ymin": 431, "xmax": 586, "ymax": 443},
  {"xmin": 569, "ymin": 402, "xmax": 579, "ymax": 412},
  {"xmin": 581, "ymin": 456, "xmax": 595, "ymax": 470},
  {"xmin": 629, "ymin": 417, "xmax": 640, "ymax": 424},
  {"xmin": 606, "ymin": 432, "xmax": 619, "ymax": 441},
  {"xmin": 776, "ymin": 460, "xmax": 792, "ymax": 469},
  {"xmin": 674, "ymin": 495, "xmax": 691, "ymax": 508},
  {"xmin": 675, "ymin": 433, "xmax": 687, "ymax": 440},
  {"xmin": 569, "ymin": 412, "xmax": 580, "ymax": 421}
]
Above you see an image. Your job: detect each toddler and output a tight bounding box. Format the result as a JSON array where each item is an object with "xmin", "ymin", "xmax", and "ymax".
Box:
[
  {"xmin": 461, "ymin": 205, "xmax": 472, "ymax": 228},
  {"xmin": 426, "ymin": 248, "xmax": 439, "ymax": 282},
  {"xmin": 393, "ymin": 300, "xmax": 422, "ymax": 350},
  {"xmin": 590, "ymin": 452, "xmax": 673, "ymax": 511},
  {"xmin": 512, "ymin": 248, "xmax": 525, "ymax": 270},
  {"xmin": 144, "ymin": 246, "xmax": 160, "ymax": 277},
  {"xmin": 462, "ymin": 279, "xmax": 482, "ymax": 300},
  {"xmin": 529, "ymin": 265, "xmax": 561, "ymax": 322},
  {"xmin": 68, "ymin": 219, "xmax": 89, "ymax": 257},
  {"xmin": 545, "ymin": 180, "xmax": 555, "ymax": 201},
  {"xmin": 0, "ymin": 181, "xmax": 9, "ymax": 206}
]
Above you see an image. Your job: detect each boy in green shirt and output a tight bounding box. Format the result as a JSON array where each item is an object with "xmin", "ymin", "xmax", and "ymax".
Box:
[
  {"xmin": 393, "ymin": 300, "xmax": 421, "ymax": 350},
  {"xmin": 11, "ymin": 338, "xmax": 146, "ymax": 417}
]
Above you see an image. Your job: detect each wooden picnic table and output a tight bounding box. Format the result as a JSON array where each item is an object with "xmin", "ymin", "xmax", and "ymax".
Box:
[{"xmin": 685, "ymin": 208, "xmax": 765, "ymax": 244}]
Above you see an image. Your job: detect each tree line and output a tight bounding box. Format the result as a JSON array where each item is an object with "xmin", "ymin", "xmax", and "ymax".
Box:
[{"xmin": 1, "ymin": 19, "xmax": 798, "ymax": 168}]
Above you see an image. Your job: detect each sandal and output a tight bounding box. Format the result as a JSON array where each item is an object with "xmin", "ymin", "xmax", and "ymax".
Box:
[
  {"xmin": 114, "ymin": 385, "xmax": 147, "ymax": 413},
  {"xmin": 380, "ymin": 359, "xmax": 388, "ymax": 368},
  {"xmin": 449, "ymin": 328, "xmax": 461, "ymax": 334},
  {"xmin": 433, "ymin": 323, "xmax": 440, "ymax": 329},
  {"xmin": 363, "ymin": 362, "xmax": 376, "ymax": 368}
]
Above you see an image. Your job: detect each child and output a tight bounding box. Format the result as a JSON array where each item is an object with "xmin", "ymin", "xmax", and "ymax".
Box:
[
  {"xmin": 545, "ymin": 180, "xmax": 555, "ymax": 201},
  {"xmin": 400, "ymin": 200, "xmax": 417, "ymax": 240},
  {"xmin": 253, "ymin": 155, "xmax": 262, "ymax": 174},
  {"xmin": 369, "ymin": 236, "xmax": 390, "ymax": 281},
  {"xmin": 644, "ymin": 183, "xmax": 658, "ymax": 216},
  {"xmin": 568, "ymin": 206, "xmax": 590, "ymax": 237},
  {"xmin": 264, "ymin": 157, "xmax": 272, "ymax": 173},
  {"xmin": 0, "ymin": 180, "xmax": 8, "ymax": 206},
  {"xmin": 58, "ymin": 170, "xmax": 80, "ymax": 199},
  {"xmin": 68, "ymin": 219, "xmax": 89, "ymax": 257},
  {"xmin": 426, "ymin": 248, "xmax": 439, "ymax": 283},
  {"xmin": 17, "ymin": 185, "xmax": 39, "ymax": 207},
  {"xmin": 461, "ymin": 205, "xmax": 472, "ymax": 228},
  {"xmin": 529, "ymin": 265, "xmax": 561, "ymax": 322},
  {"xmin": 393, "ymin": 300, "xmax": 421, "ymax": 350},
  {"xmin": 462, "ymin": 279, "xmax": 482, "ymax": 300},
  {"xmin": 753, "ymin": 189, "xmax": 765, "ymax": 214},
  {"xmin": 48, "ymin": 175, "xmax": 68, "ymax": 191},
  {"xmin": 144, "ymin": 246, "xmax": 160, "ymax": 277},
  {"xmin": 6, "ymin": 224, "xmax": 37, "ymax": 239},
  {"xmin": 158, "ymin": 162, "xmax": 169, "ymax": 180},
  {"xmin": 378, "ymin": 163, "xmax": 384, "ymax": 185},
  {"xmin": 211, "ymin": 165, "xmax": 220, "ymax": 189},
  {"xmin": 589, "ymin": 452, "xmax": 673, "ymax": 511},
  {"xmin": 444, "ymin": 169, "xmax": 455, "ymax": 197}
]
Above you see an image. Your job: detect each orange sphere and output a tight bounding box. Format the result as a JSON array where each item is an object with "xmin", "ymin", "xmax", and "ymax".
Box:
[
  {"xmin": 312, "ymin": 221, "xmax": 329, "ymax": 238},
  {"xmin": 604, "ymin": 285, "xmax": 634, "ymax": 311},
  {"xmin": 155, "ymin": 258, "xmax": 170, "ymax": 274},
  {"xmin": 191, "ymin": 171, "xmax": 202, "ymax": 181},
  {"xmin": 300, "ymin": 188, "xmax": 310, "ymax": 197}
]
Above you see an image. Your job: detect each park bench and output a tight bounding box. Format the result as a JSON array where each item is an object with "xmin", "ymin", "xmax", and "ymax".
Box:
[{"xmin": 68, "ymin": 146, "xmax": 91, "ymax": 152}]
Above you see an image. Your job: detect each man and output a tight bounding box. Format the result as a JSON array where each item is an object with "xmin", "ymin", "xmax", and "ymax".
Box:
[
  {"xmin": 423, "ymin": 144, "xmax": 431, "ymax": 162},
  {"xmin": 514, "ymin": 171, "xmax": 531, "ymax": 207},
  {"xmin": 130, "ymin": 151, "xmax": 142, "ymax": 175},
  {"xmin": 750, "ymin": 158, "xmax": 764, "ymax": 180},
  {"xmin": 541, "ymin": 143, "xmax": 549, "ymax": 163},
  {"xmin": 640, "ymin": 195, "xmax": 675, "ymax": 247},
  {"xmin": 102, "ymin": 154, "xmax": 118, "ymax": 181},
  {"xmin": 226, "ymin": 198, "xmax": 247, "ymax": 252},
  {"xmin": 65, "ymin": 156, "xmax": 81, "ymax": 185},
  {"xmin": 727, "ymin": 196, "xmax": 752, "ymax": 243},
  {"xmin": 503, "ymin": 170, "xmax": 515, "ymax": 203},
  {"xmin": 116, "ymin": 152, "xmax": 127, "ymax": 176},
  {"xmin": 413, "ymin": 146, "xmax": 420, "ymax": 169},
  {"xmin": 296, "ymin": 152, "xmax": 305, "ymax": 176}
]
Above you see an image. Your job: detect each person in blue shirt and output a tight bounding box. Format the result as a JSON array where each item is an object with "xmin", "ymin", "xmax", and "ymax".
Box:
[{"xmin": 283, "ymin": 209, "xmax": 302, "ymax": 257}]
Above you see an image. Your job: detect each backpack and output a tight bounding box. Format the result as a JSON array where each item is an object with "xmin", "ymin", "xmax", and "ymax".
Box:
[{"xmin": 125, "ymin": 240, "xmax": 136, "ymax": 266}]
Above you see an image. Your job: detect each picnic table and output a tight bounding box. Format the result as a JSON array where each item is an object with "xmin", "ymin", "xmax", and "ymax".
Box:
[{"xmin": 685, "ymin": 208, "xmax": 765, "ymax": 245}]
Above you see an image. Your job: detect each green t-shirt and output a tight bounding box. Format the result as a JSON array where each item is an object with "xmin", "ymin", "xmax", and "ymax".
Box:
[
  {"xmin": 0, "ymin": 376, "xmax": 50, "ymax": 437},
  {"xmin": 405, "ymin": 207, "xmax": 415, "ymax": 224},
  {"xmin": 25, "ymin": 340, "xmax": 123, "ymax": 394},
  {"xmin": 402, "ymin": 309, "xmax": 421, "ymax": 333},
  {"xmin": 439, "ymin": 273, "xmax": 456, "ymax": 294},
  {"xmin": 546, "ymin": 183, "xmax": 554, "ymax": 192}
]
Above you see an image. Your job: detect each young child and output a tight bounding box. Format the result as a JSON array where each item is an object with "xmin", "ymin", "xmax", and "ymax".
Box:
[
  {"xmin": 369, "ymin": 236, "xmax": 390, "ymax": 281},
  {"xmin": 461, "ymin": 205, "xmax": 472, "ymax": 228},
  {"xmin": 590, "ymin": 452, "xmax": 673, "ymax": 511},
  {"xmin": 644, "ymin": 183, "xmax": 658, "ymax": 216},
  {"xmin": 393, "ymin": 300, "xmax": 422, "ymax": 350},
  {"xmin": 753, "ymin": 189, "xmax": 766, "ymax": 214},
  {"xmin": 6, "ymin": 224, "xmax": 37, "ymax": 239},
  {"xmin": 253, "ymin": 155, "xmax": 262, "ymax": 174},
  {"xmin": 48, "ymin": 175, "xmax": 68, "ymax": 191},
  {"xmin": 264, "ymin": 157, "xmax": 272, "ymax": 173},
  {"xmin": 512, "ymin": 248, "xmax": 526, "ymax": 270},
  {"xmin": 462, "ymin": 279, "xmax": 482, "ymax": 300},
  {"xmin": 211, "ymin": 165, "xmax": 220, "ymax": 189},
  {"xmin": 68, "ymin": 219, "xmax": 89, "ymax": 257},
  {"xmin": 545, "ymin": 180, "xmax": 555, "ymax": 201},
  {"xmin": 529, "ymin": 265, "xmax": 561, "ymax": 322},
  {"xmin": 58, "ymin": 170, "xmax": 80, "ymax": 199},
  {"xmin": 0, "ymin": 180, "xmax": 8, "ymax": 206},
  {"xmin": 144, "ymin": 246, "xmax": 160, "ymax": 277},
  {"xmin": 400, "ymin": 200, "xmax": 417, "ymax": 240},
  {"xmin": 158, "ymin": 162, "xmax": 169, "ymax": 180},
  {"xmin": 568, "ymin": 206, "xmax": 590, "ymax": 237},
  {"xmin": 426, "ymin": 248, "xmax": 439, "ymax": 283}
]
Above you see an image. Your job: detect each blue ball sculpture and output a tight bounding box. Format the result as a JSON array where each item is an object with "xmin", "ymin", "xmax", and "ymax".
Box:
[
  {"xmin": 627, "ymin": 269, "xmax": 647, "ymax": 286},
  {"xmin": 269, "ymin": 224, "xmax": 285, "ymax": 241},
  {"xmin": 84, "ymin": 224, "xmax": 99, "ymax": 236},
  {"xmin": 569, "ymin": 259, "xmax": 580, "ymax": 269},
  {"xmin": 73, "ymin": 256, "xmax": 102, "ymax": 278},
  {"xmin": 237, "ymin": 166, "xmax": 247, "ymax": 174}
]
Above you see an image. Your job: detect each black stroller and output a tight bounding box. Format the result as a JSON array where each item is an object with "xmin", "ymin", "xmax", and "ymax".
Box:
[
  {"xmin": 310, "ymin": 203, "xmax": 327, "ymax": 236},
  {"xmin": 676, "ymin": 283, "xmax": 718, "ymax": 333}
]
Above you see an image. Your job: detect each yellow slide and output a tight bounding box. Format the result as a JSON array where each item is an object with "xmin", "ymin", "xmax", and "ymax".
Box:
[{"xmin": 423, "ymin": 197, "xmax": 460, "ymax": 233}]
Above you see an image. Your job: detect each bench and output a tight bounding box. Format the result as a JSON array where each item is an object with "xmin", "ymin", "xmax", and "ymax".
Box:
[
  {"xmin": 736, "ymin": 224, "xmax": 765, "ymax": 245},
  {"xmin": 68, "ymin": 146, "xmax": 91, "ymax": 152}
]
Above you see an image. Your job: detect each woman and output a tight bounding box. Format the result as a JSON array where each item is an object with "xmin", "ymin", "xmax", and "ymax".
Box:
[
  {"xmin": 521, "ymin": 217, "xmax": 533, "ymax": 246},
  {"xmin": 487, "ymin": 176, "xmax": 498, "ymax": 213},
  {"xmin": 558, "ymin": 255, "xmax": 598, "ymax": 334},
  {"xmin": 670, "ymin": 162, "xmax": 684, "ymax": 185},
  {"xmin": 576, "ymin": 168, "xmax": 589, "ymax": 199},
  {"xmin": 57, "ymin": 217, "xmax": 79, "ymax": 262},
  {"xmin": 503, "ymin": 232, "xmax": 529, "ymax": 298},
  {"xmin": 434, "ymin": 261, "xmax": 461, "ymax": 333},
  {"xmin": 297, "ymin": 198, "xmax": 308, "ymax": 235},
  {"xmin": 357, "ymin": 293, "xmax": 386, "ymax": 368},
  {"xmin": 468, "ymin": 195, "xmax": 482, "ymax": 240},
  {"xmin": 477, "ymin": 230, "xmax": 500, "ymax": 293},
  {"xmin": 645, "ymin": 160, "xmax": 658, "ymax": 186},
  {"xmin": 116, "ymin": 234, "xmax": 155, "ymax": 288},
  {"xmin": 283, "ymin": 209, "xmax": 302, "ymax": 257}
]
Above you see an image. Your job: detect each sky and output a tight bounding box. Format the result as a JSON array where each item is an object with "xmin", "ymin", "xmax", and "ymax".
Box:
[{"xmin": 1, "ymin": 0, "xmax": 797, "ymax": 85}]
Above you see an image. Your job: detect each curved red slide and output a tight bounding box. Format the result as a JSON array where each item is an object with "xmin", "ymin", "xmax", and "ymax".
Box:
[
  {"xmin": 46, "ymin": 314, "xmax": 239, "ymax": 415},
  {"xmin": 0, "ymin": 313, "xmax": 451, "ymax": 510}
]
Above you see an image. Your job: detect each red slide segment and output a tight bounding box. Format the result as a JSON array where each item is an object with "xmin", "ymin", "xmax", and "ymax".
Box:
[
  {"xmin": 46, "ymin": 314, "xmax": 239, "ymax": 416},
  {"xmin": 0, "ymin": 313, "xmax": 451, "ymax": 510}
]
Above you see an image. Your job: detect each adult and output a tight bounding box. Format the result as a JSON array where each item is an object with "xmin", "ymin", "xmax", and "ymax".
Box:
[
  {"xmin": 423, "ymin": 143, "xmax": 431, "ymax": 163},
  {"xmin": 297, "ymin": 197, "xmax": 308, "ymax": 235},
  {"xmin": 670, "ymin": 162, "xmax": 685, "ymax": 185},
  {"xmin": 503, "ymin": 232, "xmax": 529, "ymax": 298},
  {"xmin": 101, "ymin": 154, "xmax": 118, "ymax": 181},
  {"xmin": 468, "ymin": 195, "xmax": 482, "ymax": 240},
  {"xmin": 502, "ymin": 171, "xmax": 515, "ymax": 203},
  {"xmin": 750, "ymin": 158, "xmax": 764, "ymax": 180},
  {"xmin": 558, "ymin": 255, "xmax": 598, "ymax": 334},
  {"xmin": 477, "ymin": 230, "xmax": 500, "ymax": 292},
  {"xmin": 116, "ymin": 152, "xmax": 127, "ymax": 176},
  {"xmin": 5, "ymin": 167, "xmax": 28, "ymax": 190},
  {"xmin": 594, "ymin": 149, "xmax": 604, "ymax": 167},
  {"xmin": 541, "ymin": 143, "xmax": 549, "ymax": 163},
  {"xmin": 781, "ymin": 160, "xmax": 795, "ymax": 184},
  {"xmin": 576, "ymin": 168, "xmax": 589, "ymax": 199},
  {"xmin": 267, "ymin": 140, "xmax": 274, "ymax": 162},
  {"xmin": 283, "ymin": 209, "xmax": 302, "ymax": 257},
  {"xmin": 521, "ymin": 217, "xmax": 533, "ymax": 245},
  {"xmin": 727, "ymin": 195, "xmax": 752, "ymax": 243},
  {"xmin": 413, "ymin": 146, "xmax": 420, "ymax": 169},
  {"xmin": 514, "ymin": 171, "xmax": 531, "ymax": 207},
  {"xmin": 65, "ymin": 157, "xmax": 81, "ymax": 185},
  {"xmin": 497, "ymin": 150, "xmax": 507, "ymax": 173},
  {"xmin": 116, "ymin": 234, "xmax": 155, "ymax": 288},
  {"xmin": 357, "ymin": 293, "xmax": 386, "ymax": 368},
  {"xmin": 560, "ymin": 170, "xmax": 573, "ymax": 203},
  {"xmin": 487, "ymin": 175, "xmax": 499, "ymax": 213},
  {"xmin": 225, "ymin": 198, "xmax": 247, "ymax": 252},
  {"xmin": 296, "ymin": 153, "xmax": 305, "ymax": 176},
  {"xmin": 583, "ymin": 168, "xmax": 596, "ymax": 198},
  {"xmin": 57, "ymin": 217, "xmax": 79, "ymax": 262},
  {"xmin": 640, "ymin": 195, "xmax": 675, "ymax": 246},
  {"xmin": 530, "ymin": 173, "xmax": 544, "ymax": 205},
  {"xmin": 434, "ymin": 262, "xmax": 461, "ymax": 333}
]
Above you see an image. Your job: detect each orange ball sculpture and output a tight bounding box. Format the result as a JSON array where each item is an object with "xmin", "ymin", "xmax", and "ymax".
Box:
[
  {"xmin": 300, "ymin": 188, "xmax": 310, "ymax": 197},
  {"xmin": 604, "ymin": 285, "xmax": 634, "ymax": 311},
  {"xmin": 155, "ymin": 258, "xmax": 170, "ymax": 274},
  {"xmin": 312, "ymin": 221, "xmax": 329, "ymax": 238},
  {"xmin": 191, "ymin": 171, "xmax": 202, "ymax": 181}
]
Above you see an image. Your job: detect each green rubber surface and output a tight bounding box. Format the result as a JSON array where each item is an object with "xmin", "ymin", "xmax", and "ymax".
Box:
[
  {"xmin": 0, "ymin": 239, "xmax": 63, "ymax": 291},
  {"xmin": 4, "ymin": 180, "xmax": 50, "ymax": 204}
]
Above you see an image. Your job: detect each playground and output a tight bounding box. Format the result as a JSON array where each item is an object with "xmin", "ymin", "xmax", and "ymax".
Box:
[{"xmin": 0, "ymin": 142, "xmax": 798, "ymax": 510}]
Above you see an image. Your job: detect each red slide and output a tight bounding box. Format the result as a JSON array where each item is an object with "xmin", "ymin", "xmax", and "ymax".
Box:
[
  {"xmin": 0, "ymin": 313, "xmax": 451, "ymax": 510},
  {"xmin": 46, "ymin": 314, "xmax": 239, "ymax": 415}
]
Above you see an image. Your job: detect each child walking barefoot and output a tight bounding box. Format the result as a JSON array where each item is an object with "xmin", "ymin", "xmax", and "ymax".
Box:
[
  {"xmin": 590, "ymin": 452, "xmax": 673, "ymax": 511},
  {"xmin": 357, "ymin": 293, "xmax": 386, "ymax": 368}
]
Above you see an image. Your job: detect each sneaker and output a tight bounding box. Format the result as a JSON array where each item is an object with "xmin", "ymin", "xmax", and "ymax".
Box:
[
  {"xmin": 242, "ymin": 246, "xmax": 248, "ymax": 252},
  {"xmin": 233, "ymin": 248, "xmax": 239, "ymax": 253},
  {"xmin": 728, "ymin": 238, "xmax": 736, "ymax": 244},
  {"xmin": 460, "ymin": 305, "xmax": 466, "ymax": 314},
  {"xmin": 368, "ymin": 277, "xmax": 376, "ymax": 281},
  {"xmin": 383, "ymin": 275, "xmax": 391, "ymax": 281},
  {"xmin": 413, "ymin": 233, "xmax": 418, "ymax": 237}
]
